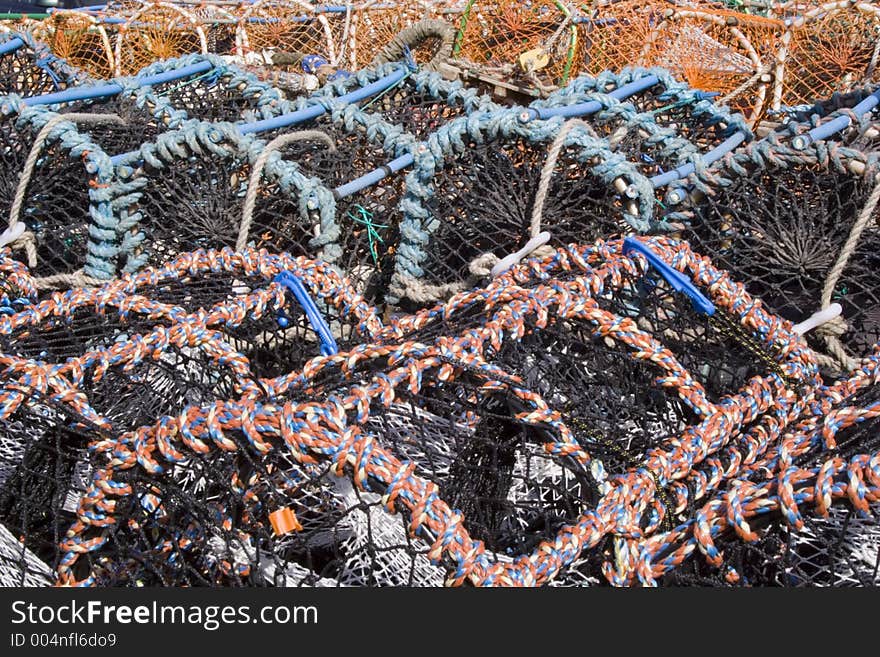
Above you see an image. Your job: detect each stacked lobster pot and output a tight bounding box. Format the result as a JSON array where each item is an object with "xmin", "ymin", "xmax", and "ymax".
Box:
[{"xmin": 0, "ymin": 24, "xmax": 876, "ymax": 587}]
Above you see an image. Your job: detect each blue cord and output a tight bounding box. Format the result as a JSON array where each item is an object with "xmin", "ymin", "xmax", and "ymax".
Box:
[
  {"xmin": 622, "ymin": 237, "xmax": 715, "ymax": 316},
  {"xmin": 273, "ymin": 271, "xmax": 339, "ymax": 356}
]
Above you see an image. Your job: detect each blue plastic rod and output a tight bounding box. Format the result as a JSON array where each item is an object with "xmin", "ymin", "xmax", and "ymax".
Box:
[
  {"xmin": 335, "ymin": 75, "xmax": 665, "ymax": 199},
  {"xmin": 336, "ymin": 75, "xmax": 665, "ymax": 199},
  {"xmin": 791, "ymin": 88, "xmax": 880, "ymax": 150},
  {"xmin": 623, "ymin": 237, "xmax": 715, "ymax": 316},
  {"xmin": 645, "ymin": 131, "xmax": 747, "ymax": 190},
  {"xmin": 238, "ymin": 67, "xmax": 408, "ymax": 136},
  {"xmin": 334, "ymin": 153, "xmax": 414, "ymax": 199},
  {"xmin": 110, "ymin": 67, "xmax": 409, "ymax": 165},
  {"xmin": 22, "ymin": 60, "xmax": 215, "ymax": 107},
  {"xmin": 522, "ymin": 74, "xmax": 660, "ymax": 122},
  {"xmin": 0, "ymin": 37, "xmax": 25, "ymax": 57}
]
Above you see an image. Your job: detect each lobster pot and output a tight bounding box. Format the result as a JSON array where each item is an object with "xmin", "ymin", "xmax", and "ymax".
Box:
[
  {"xmin": 636, "ymin": 349, "xmax": 880, "ymax": 587},
  {"xmin": 190, "ymin": 3, "xmax": 239, "ymax": 58},
  {"xmin": 389, "ymin": 106, "xmax": 656, "ymax": 307},
  {"xmin": 109, "ymin": 248, "xmax": 385, "ymax": 381},
  {"xmin": 453, "ymin": 0, "xmax": 580, "ymax": 88},
  {"xmin": 31, "ymin": 9, "xmax": 116, "ymax": 80},
  {"xmin": 112, "ymin": 3, "xmax": 208, "ymax": 76},
  {"xmin": 314, "ymin": 63, "xmax": 497, "ymax": 140},
  {"xmin": 0, "ymin": 31, "xmax": 89, "ymax": 96},
  {"xmin": 234, "ymin": 0, "xmax": 349, "ymax": 72},
  {"xmin": 0, "ymin": 381, "xmax": 109, "ymax": 588},
  {"xmin": 0, "ymin": 248, "xmax": 383, "ymax": 391},
  {"xmin": 0, "ymin": 255, "xmax": 385, "ymax": 586},
  {"xmin": 772, "ymin": 90, "xmax": 880, "ymax": 152},
  {"xmin": 534, "ymin": 67, "xmax": 753, "ymax": 179},
  {"xmin": 47, "ymin": 339, "xmax": 600, "ymax": 586},
  {"xmin": 416, "ymin": 238, "xmax": 821, "ymax": 586},
  {"xmin": 129, "ymin": 54, "xmax": 290, "ymax": 123},
  {"xmin": 111, "ymin": 100, "xmax": 416, "ymax": 300},
  {"xmin": 775, "ymin": 2, "xmax": 880, "ymax": 112},
  {"xmin": 348, "ymin": 0, "xmax": 450, "ymax": 70},
  {"xmin": 584, "ymin": 4, "xmax": 782, "ymax": 125},
  {"xmin": 0, "ymin": 102, "xmax": 123, "ymax": 285},
  {"xmin": 671, "ymin": 135, "xmax": 880, "ymax": 372}
]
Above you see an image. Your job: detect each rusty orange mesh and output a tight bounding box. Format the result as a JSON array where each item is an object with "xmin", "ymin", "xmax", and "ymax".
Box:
[
  {"xmin": 31, "ymin": 11, "xmax": 115, "ymax": 80},
  {"xmin": 238, "ymin": 0, "xmax": 335, "ymax": 63},
  {"xmin": 639, "ymin": 8, "xmax": 784, "ymax": 123},
  {"xmin": 578, "ymin": 0, "xmax": 669, "ymax": 77},
  {"xmin": 453, "ymin": 0, "xmax": 580, "ymax": 87},
  {"xmin": 777, "ymin": 3, "xmax": 880, "ymax": 108},
  {"xmin": 114, "ymin": 4, "xmax": 206, "ymax": 75}
]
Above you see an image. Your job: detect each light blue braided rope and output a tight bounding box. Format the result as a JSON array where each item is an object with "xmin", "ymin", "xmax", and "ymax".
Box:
[
  {"xmin": 128, "ymin": 53, "xmax": 293, "ymax": 122},
  {"xmin": 389, "ymin": 105, "xmax": 657, "ymax": 304},
  {"xmin": 109, "ymin": 119, "xmax": 341, "ymax": 272},
  {"xmin": 2, "ymin": 98, "xmax": 120, "ymax": 281},
  {"xmin": 312, "ymin": 60, "xmax": 499, "ymax": 116}
]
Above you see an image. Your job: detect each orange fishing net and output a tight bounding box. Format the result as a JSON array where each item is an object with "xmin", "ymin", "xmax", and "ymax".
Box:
[
  {"xmin": 114, "ymin": 3, "xmax": 207, "ymax": 75},
  {"xmin": 237, "ymin": 0, "xmax": 337, "ymax": 65},
  {"xmin": 31, "ymin": 11, "xmax": 115, "ymax": 79},
  {"xmin": 453, "ymin": 0, "xmax": 580, "ymax": 87},
  {"xmin": 349, "ymin": 0, "xmax": 441, "ymax": 69},
  {"xmin": 639, "ymin": 7, "xmax": 784, "ymax": 123},
  {"xmin": 776, "ymin": 2, "xmax": 880, "ymax": 108}
]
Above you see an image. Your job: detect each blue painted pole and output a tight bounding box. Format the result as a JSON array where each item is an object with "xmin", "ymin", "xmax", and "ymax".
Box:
[
  {"xmin": 0, "ymin": 37, "xmax": 25, "ymax": 57},
  {"xmin": 792, "ymin": 88, "xmax": 880, "ymax": 150},
  {"xmin": 23, "ymin": 60, "xmax": 215, "ymax": 107}
]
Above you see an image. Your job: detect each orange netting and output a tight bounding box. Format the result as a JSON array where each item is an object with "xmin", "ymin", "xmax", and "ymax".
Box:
[
  {"xmin": 454, "ymin": 0, "xmax": 579, "ymax": 87},
  {"xmin": 777, "ymin": 2, "xmax": 880, "ymax": 108},
  {"xmin": 237, "ymin": 0, "xmax": 337, "ymax": 64},
  {"xmin": 5, "ymin": 1, "xmax": 880, "ymax": 126},
  {"xmin": 114, "ymin": 3, "xmax": 207, "ymax": 75},
  {"xmin": 349, "ymin": 0, "xmax": 442, "ymax": 69},
  {"xmin": 31, "ymin": 11, "xmax": 115, "ymax": 79}
]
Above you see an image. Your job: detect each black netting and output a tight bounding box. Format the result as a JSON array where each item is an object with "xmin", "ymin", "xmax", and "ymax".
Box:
[
  {"xmin": 681, "ymin": 156, "xmax": 880, "ymax": 362},
  {"xmin": 414, "ymin": 138, "xmax": 631, "ymax": 293},
  {"xmin": 0, "ymin": 48, "xmax": 69, "ymax": 96}
]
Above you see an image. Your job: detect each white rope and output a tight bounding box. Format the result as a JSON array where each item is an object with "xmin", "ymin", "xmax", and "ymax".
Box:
[
  {"xmin": 470, "ymin": 118, "xmax": 598, "ymax": 278},
  {"xmin": 7, "ymin": 112, "xmax": 123, "ymax": 268},
  {"xmin": 237, "ymin": 130, "xmax": 336, "ymax": 252}
]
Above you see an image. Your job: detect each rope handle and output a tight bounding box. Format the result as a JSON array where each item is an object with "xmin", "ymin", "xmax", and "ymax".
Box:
[
  {"xmin": 273, "ymin": 271, "xmax": 339, "ymax": 357},
  {"xmin": 623, "ymin": 237, "xmax": 715, "ymax": 316},
  {"xmin": 238, "ymin": 130, "xmax": 336, "ymax": 251}
]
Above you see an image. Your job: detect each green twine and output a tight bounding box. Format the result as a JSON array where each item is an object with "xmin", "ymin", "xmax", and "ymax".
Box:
[
  {"xmin": 348, "ymin": 204, "xmax": 387, "ymax": 265},
  {"xmin": 360, "ymin": 67, "xmax": 414, "ymax": 111},
  {"xmin": 650, "ymin": 96, "xmax": 702, "ymax": 116}
]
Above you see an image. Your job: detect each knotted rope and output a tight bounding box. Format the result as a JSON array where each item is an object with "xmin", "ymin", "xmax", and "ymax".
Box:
[{"xmin": 815, "ymin": 170, "xmax": 880, "ymax": 372}]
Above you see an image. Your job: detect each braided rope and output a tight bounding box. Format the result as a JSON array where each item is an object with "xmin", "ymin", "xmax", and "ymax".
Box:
[{"xmin": 238, "ymin": 130, "xmax": 336, "ymax": 251}]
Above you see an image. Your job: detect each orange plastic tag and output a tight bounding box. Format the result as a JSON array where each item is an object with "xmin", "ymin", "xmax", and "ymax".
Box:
[{"xmin": 269, "ymin": 507, "xmax": 303, "ymax": 536}]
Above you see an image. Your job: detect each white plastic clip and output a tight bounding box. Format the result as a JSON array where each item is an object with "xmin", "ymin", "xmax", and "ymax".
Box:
[
  {"xmin": 792, "ymin": 303, "xmax": 843, "ymax": 335},
  {"xmin": 491, "ymin": 231, "xmax": 552, "ymax": 278},
  {"xmin": 0, "ymin": 223, "xmax": 26, "ymax": 249}
]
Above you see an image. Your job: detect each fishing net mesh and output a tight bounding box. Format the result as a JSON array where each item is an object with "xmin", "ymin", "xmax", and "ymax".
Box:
[
  {"xmin": 115, "ymin": 6, "xmax": 206, "ymax": 76},
  {"xmin": 0, "ymin": 37, "xmax": 81, "ymax": 96},
  {"xmin": 679, "ymin": 145, "xmax": 880, "ymax": 369},
  {"xmin": 1, "ymin": 239, "xmax": 879, "ymax": 587},
  {"xmin": 779, "ymin": 6, "xmax": 880, "ymax": 108},
  {"xmin": 239, "ymin": 1, "xmax": 335, "ymax": 64},
  {"xmin": 454, "ymin": 0, "xmax": 578, "ymax": 87},
  {"xmin": 31, "ymin": 12, "xmax": 115, "ymax": 80}
]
